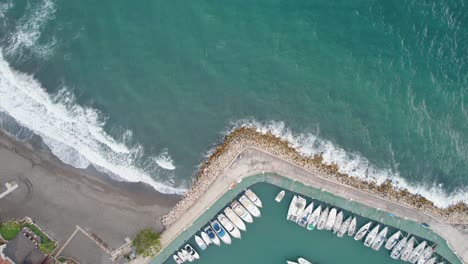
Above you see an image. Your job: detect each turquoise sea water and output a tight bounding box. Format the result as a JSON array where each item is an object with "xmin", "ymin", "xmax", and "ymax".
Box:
[
  {"xmin": 161, "ymin": 182, "xmax": 450, "ymax": 264},
  {"xmin": 0, "ymin": 0, "xmax": 467, "ymax": 204}
]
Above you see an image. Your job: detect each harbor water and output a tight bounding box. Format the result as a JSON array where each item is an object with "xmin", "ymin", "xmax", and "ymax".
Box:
[{"xmin": 163, "ymin": 182, "xmax": 449, "ymax": 264}]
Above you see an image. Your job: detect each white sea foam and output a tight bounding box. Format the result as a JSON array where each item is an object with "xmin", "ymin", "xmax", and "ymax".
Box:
[
  {"xmin": 234, "ymin": 119, "xmax": 467, "ymax": 208},
  {"xmin": 155, "ymin": 150, "xmax": 176, "ymax": 170},
  {"xmin": 0, "ymin": 50, "xmax": 185, "ymax": 194}
]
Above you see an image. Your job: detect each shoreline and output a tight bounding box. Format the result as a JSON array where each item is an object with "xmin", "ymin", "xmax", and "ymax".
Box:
[{"xmin": 163, "ymin": 127, "xmax": 468, "ymax": 226}]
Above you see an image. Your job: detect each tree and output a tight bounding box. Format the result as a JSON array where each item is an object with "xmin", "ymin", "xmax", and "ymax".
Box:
[{"xmin": 132, "ymin": 228, "xmax": 162, "ymax": 257}]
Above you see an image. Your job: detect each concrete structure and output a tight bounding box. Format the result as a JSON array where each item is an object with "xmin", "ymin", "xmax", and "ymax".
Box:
[
  {"xmin": 146, "ymin": 147, "xmax": 467, "ymax": 264},
  {"xmin": 0, "ymin": 182, "xmax": 18, "ymax": 199}
]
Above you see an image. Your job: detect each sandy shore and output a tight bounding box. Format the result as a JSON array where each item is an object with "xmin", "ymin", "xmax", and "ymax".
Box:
[{"xmin": 0, "ymin": 130, "xmax": 180, "ymax": 252}]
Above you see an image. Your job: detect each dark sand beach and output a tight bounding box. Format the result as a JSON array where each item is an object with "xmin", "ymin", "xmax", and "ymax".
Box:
[{"xmin": 0, "ymin": 130, "xmax": 180, "ymax": 252}]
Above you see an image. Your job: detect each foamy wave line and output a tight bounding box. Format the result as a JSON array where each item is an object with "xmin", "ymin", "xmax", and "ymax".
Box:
[
  {"xmin": 232, "ymin": 119, "xmax": 467, "ymax": 208},
  {"xmin": 0, "ymin": 49, "xmax": 185, "ymax": 195}
]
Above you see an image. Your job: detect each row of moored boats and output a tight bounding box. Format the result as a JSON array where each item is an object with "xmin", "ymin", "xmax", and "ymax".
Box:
[
  {"xmin": 172, "ymin": 189, "xmax": 262, "ymax": 263},
  {"xmin": 286, "ymin": 195, "xmax": 444, "ymax": 264}
]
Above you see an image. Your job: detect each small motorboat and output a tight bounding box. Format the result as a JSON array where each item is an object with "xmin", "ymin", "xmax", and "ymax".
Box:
[
  {"xmin": 177, "ymin": 251, "xmax": 186, "ymax": 262},
  {"xmin": 316, "ymin": 207, "xmax": 330, "ymax": 230},
  {"xmin": 354, "ymin": 221, "xmax": 372, "ymax": 241},
  {"xmin": 203, "ymin": 226, "xmax": 221, "ymax": 246},
  {"xmin": 325, "ymin": 208, "xmax": 337, "ymax": 231},
  {"xmin": 385, "ymin": 231, "xmax": 401, "ymax": 250},
  {"xmin": 337, "ymin": 216, "xmax": 352, "ymax": 237},
  {"xmin": 347, "ymin": 217, "xmax": 357, "ymax": 236},
  {"xmin": 224, "ymin": 207, "xmax": 246, "ymax": 231},
  {"xmin": 218, "ymin": 213, "xmax": 241, "ymax": 239},
  {"xmin": 184, "ymin": 244, "xmax": 200, "ymax": 260},
  {"xmin": 332, "ymin": 211, "xmax": 344, "ymax": 233},
  {"xmin": 173, "ymin": 254, "xmax": 183, "ymax": 264},
  {"xmin": 181, "ymin": 249, "xmax": 193, "ymax": 262},
  {"xmin": 211, "ymin": 220, "xmax": 232, "ymax": 244},
  {"xmin": 231, "ymin": 201, "xmax": 254, "ymax": 223},
  {"xmin": 275, "ymin": 190, "xmax": 285, "ymax": 202},
  {"xmin": 286, "ymin": 261, "xmax": 299, "ymax": 264},
  {"xmin": 409, "ymin": 241, "xmax": 427, "ymax": 263},
  {"xmin": 391, "ymin": 235, "xmax": 409, "ymax": 259},
  {"xmin": 245, "ymin": 189, "xmax": 262, "ymax": 207},
  {"xmin": 200, "ymin": 231, "xmax": 212, "ymax": 246},
  {"xmin": 400, "ymin": 237, "xmax": 416, "ymax": 261},
  {"xmin": 307, "ymin": 205, "xmax": 322, "ymax": 230},
  {"xmin": 194, "ymin": 235, "xmax": 207, "ymax": 250},
  {"xmin": 239, "ymin": 195, "xmax": 261, "ymax": 217},
  {"xmin": 298, "ymin": 257, "xmax": 312, "ymax": 264},
  {"xmin": 298, "ymin": 202, "xmax": 314, "ymax": 227},
  {"xmin": 371, "ymin": 227, "xmax": 388, "ymax": 250}
]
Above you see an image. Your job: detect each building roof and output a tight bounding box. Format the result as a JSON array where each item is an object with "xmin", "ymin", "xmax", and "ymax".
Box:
[{"xmin": 2, "ymin": 228, "xmax": 47, "ymax": 264}]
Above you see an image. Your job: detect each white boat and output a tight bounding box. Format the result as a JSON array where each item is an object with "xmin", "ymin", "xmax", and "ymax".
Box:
[
  {"xmin": 423, "ymin": 257, "xmax": 437, "ymax": 264},
  {"xmin": 298, "ymin": 258, "xmax": 312, "ymax": 264},
  {"xmin": 307, "ymin": 205, "xmax": 322, "ymax": 230},
  {"xmin": 332, "ymin": 211, "xmax": 344, "ymax": 233},
  {"xmin": 181, "ymin": 249, "xmax": 193, "ymax": 262},
  {"xmin": 173, "ymin": 254, "xmax": 183, "ymax": 264},
  {"xmin": 218, "ymin": 213, "xmax": 241, "ymax": 239},
  {"xmin": 275, "ymin": 190, "xmax": 285, "ymax": 202},
  {"xmin": 371, "ymin": 226, "xmax": 388, "ymax": 250},
  {"xmin": 337, "ymin": 216, "xmax": 352, "ymax": 237},
  {"xmin": 391, "ymin": 235, "xmax": 409, "ymax": 259},
  {"xmin": 177, "ymin": 251, "xmax": 186, "ymax": 262},
  {"xmin": 184, "ymin": 244, "xmax": 200, "ymax": 260},
  {"xmin": 203, "ymin": 226, "xmax": 221, "ymax": 246},
  {"xmin": 287, "ymin": 195, "xmax": 306, "ymax": 222},
  {"xmin": 298, "ymin": 202, "xmax": 314, "ymax": 227},
  {"xmin": 418, "ymin": 245, "xmax": 436, "ymax": 264},
  {"xmin": 354, "ymin": 221, "xmax": 372, "ymax": 241},
  {"xmin": 239, "ymin": 195, "xmax": 261, "ymax": 217},
  {"xmin": 245, "ymin": 189, "xmax": 262, "ymax": 207},
  {"xmin": 194, "ymin": 235, "xmax": 207, "ymax": 250},
  {"xmin": 409, "ymin": 241, "xmax": 427, "ymax": 263},
  {"xmin": 400, "ymin": 237, "xmax": 416, "ymax": 261},
  {"xmin": 316, "ymin": 207, "xmax": 330, "ymax": 230},
  {"xmin": 295, "ymin": 196, "xmax": 307, "ymax": 222},
  {"xmin": 231, "ymin": 201, "xmax": 253, "ymax": 223},
  {"xmin": 211, "ymin": 220, "xmax": 232, "ymax": 244},
  {"xmin": 347, "ymin": 217, "xmax": 357, "ymax": 236},
  {"xmin": 325, "ymin": 208, "xmax": 337, "ymax": 230},
  {"xmin": 200, "ymin": 231, "xmax": 212, "ymax": 246},
  {"xmin": 385, "ymin": 231, "xmax": 402, "ymax": 250},
  {"xmin": 364, "ymin": 224, "xmax": 380, "ymax": 247},
  {"xmin": 286, "ymin": 261, "xmax": 299, "ymax": 264},
  {"xmin": 224, "ymin": 207, "xmax": 246, "ymax": 231}
]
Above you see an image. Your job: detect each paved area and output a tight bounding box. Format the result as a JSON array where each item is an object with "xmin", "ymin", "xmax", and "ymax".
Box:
[
  {"xmin": 149, "ymin": 147, "xmax": 468, "ymax": 264},
  {"xmin": 59, "ymin": 229, "xmax": 111, "ymax": 264}
]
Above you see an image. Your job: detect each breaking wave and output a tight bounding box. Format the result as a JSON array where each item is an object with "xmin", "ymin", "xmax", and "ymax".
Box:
[{"xmin": 233, "ymin": 119, "xmax": 467, "ymax": 208}]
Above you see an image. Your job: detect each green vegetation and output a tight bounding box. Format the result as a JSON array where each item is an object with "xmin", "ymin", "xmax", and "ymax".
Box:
[
  {"xmin": 0, "ymin": 220, "xmax": 57, "ymax": 254},
  {"xmin": 132, "ymin": 228, "xmax": 161, "ymax": 257},
  {"xmin": 57, "ymin": 257, "xmax": 67, "ymax": 263}
]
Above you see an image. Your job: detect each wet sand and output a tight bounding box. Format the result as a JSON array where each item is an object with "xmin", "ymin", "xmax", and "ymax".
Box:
[{"xmin": 0, "ymin": 131, "xmax": 180, "ymax": 251}]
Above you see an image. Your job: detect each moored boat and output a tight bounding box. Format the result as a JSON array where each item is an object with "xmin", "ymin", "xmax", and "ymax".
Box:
[
  {"xmin": 347, "ymin": 217, "xmax": 357, "ymax": 236},
  {"xmin": 231, "ymin": 201, "xmax": 253, "ymax": 223},
  {"xmin": 409, "ymin": 241, "xmax": 427, "ymax": 263},
  {"xmin": 211, "ymin": 220, "xmax": 232, "ymax": 244},
  {"xmin": 298, "ymin": 257, "xmax": 313, "ymax": 264},
  {"xmin": 364, "ymin": 224, "xmax": 380, "ymax": 247},
  {"xmin": 423, "ymin": 257, "xmax": 437, "ymax": 264},
  {"xmin": 224, "ymin": 207, "xmax": 246, "ymax": 231},
  {"xmin": 418, "ymin": 245, "xmax": 436, "ymax": 264},
  {"xmin": 275, "ymin": 190, "xmax": 285, "ymax": 202},
  {"xmin": 371, "ymin": 226, "xmax": 388, "ymax": 250},
  {"xmin": 194, "ymin": 235, "xmax": 207, "ymax": 250},
  {"xmin": 286, "ymin": 261, "xmax": 299, "ymax": 264},
  {"xmin": 203, "ymin": 226, "xmax": 221, "ymax": 246},
  {"xmin": 245, "ymin": 189, "xmax": 262, "ymax": 207},
  {"xmin": 400, "ymin": 237, "xmax": 416, "ymax": 261},
  {"xmin": 239, "ymin": 195, "xmax": 261, "ymax": 217},
  {"xmin": 307, "ymin": 205, "xmax": 322, "ymax": 230},
  {"xmin": 337, "ymin": 216, "xmax": 352, "ymax": 237},
  {"xmin": 173, "ymin": 254, "xmax": 183, "ymax": 264},
  {"xmin": 295, "ymin": 196, "xmax": 307, "ymax": 222},
  {"xmin": 391, "ymin": 235, "xmax": 409, "ymax": 259},
  {"xmin": 316, "ymin": 207, "xmax": 330, "ymax": 230},
  {"xmin": 325, "ymin": 208, "xmax": 337, "ymax": 230},
  {"xmin": 298, "ymin": 202, "xmax": 314, "ymax": 227},
  {"xmin": 181, "ymin": 249, "xmax": 193, "ymax": 262},
  {"xmin": 200, "ymin": 231, "xmax": 212, "ymax": 246},
  {"xmin": 287, "ymin": 195, "xmax": 306, "ymax": 222},
  {"xmin": 185, "ymin": 244, "xmax": 200, "ymax": 260},
  {"xmin": 177, "ymin": 251, "xmax": 186, "ymax": 262},
  {"xmin": 354, "ymin": 221, "xmax": 372, "ymax": 241},
  {"xmin": 332, "ymin": 211, "xmax": 344, "ymax": 233},
  {"xmin": 385, "ymin": 231, "xmax": 402, "ymax": 250},
  {"xmin": 218, "ymin": 213, "xmax": 241, "ymax": 239}
]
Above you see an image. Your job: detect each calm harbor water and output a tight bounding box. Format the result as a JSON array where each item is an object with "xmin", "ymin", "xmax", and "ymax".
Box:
[{"xmin": 163, "ymin": 182, "xmax": 446, "ymax": 264}]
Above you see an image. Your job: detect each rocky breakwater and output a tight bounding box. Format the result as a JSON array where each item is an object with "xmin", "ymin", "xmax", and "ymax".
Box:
[{"xmin": 162, "ymin": 127, "xmax": 468, "ymax": 226}]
